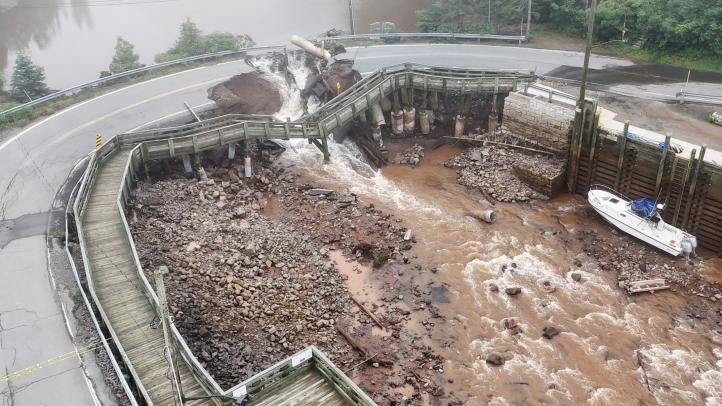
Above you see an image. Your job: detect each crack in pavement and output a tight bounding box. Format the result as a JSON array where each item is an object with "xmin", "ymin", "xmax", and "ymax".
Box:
[
  {"xmin": 0, "ymin": 170, "xmax": 19, "ymax": 221},
  {"xmin": 1, "ymin": 365, "xmax": 78, "ymax": 406},
  {"xmin": 0, "ymin": 367, "xmax": 14, "ymax": 406}
]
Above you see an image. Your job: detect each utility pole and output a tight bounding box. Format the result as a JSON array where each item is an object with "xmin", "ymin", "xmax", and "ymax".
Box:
[
  {"xmin": 348, "ymin": 0, "xmax": 355, "ymax": 35},
  {"xmin": 578, "ymin": 0, "xmax": 597, "ymax": 108},
  {"xmin": 488, "ymin": 0, "xmax": 491, "ymax": 26},
  {"xmin": 568, "ymin": 0, "xmax": 597, "ymax": 192},
  {"xmin": 527, "ymin": 0, "xmax": 532, "ymax": 38}
]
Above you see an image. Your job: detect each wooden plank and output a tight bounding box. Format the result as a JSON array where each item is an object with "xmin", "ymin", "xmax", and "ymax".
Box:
[
  {"xmin": 627, "ymin": 279, "xmax": 669, "ymax": 294},
  {"xmin": 682, "ymin": 146, "xmax": 707, "ymax": 229}
]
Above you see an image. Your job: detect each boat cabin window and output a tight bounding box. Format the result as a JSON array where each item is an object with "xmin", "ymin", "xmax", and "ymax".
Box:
[{"xmin": 609, "ymin": 198, "xmax": 620, "ymax": 204}]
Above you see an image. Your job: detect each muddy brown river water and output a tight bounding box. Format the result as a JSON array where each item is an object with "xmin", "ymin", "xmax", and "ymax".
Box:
[
  {"xmin": 254, "ymin": 56, "xmax": 722, "ymax": 404},
  {"xmin": 283, "ymin": 138, "xmax": 722, "ymax": 405}
]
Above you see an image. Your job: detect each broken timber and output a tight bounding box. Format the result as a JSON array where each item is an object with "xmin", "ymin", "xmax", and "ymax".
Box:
[
  {"xmin": 443, "ymin": 136, "xmax": 555, "ymax": 156},
  {"xmin": 626, "ymin": 279, "xmax": 670, "ymax": 294}
]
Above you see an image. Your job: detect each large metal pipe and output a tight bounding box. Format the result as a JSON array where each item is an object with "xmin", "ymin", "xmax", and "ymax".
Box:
[
  {"xmin": 472, "ymin": 210, "xmax": 497, "ymax": 224},
  {"xmin": 370, "ymin": 102, "xmax": 386, "ymax": 127},
  {"xmin": 419, "ymin": 111, "xmax": 430, "ymax": 135},
  {"xmin": 391, "ymin": 111, "xmax": 404, "ymax": 135},
  {"xmin": 290, "ymin": 35, "xmax": 331, "ymax": 60}
]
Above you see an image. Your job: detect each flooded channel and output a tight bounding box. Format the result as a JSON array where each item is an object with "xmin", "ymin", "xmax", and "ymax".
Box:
[
  {"xmin": 262, "ymin": 58, "xmax": 722, "ymax": 404},
  {"xmin": 287, "ymin": 137, "xmax": 722, "ymax": 405}
]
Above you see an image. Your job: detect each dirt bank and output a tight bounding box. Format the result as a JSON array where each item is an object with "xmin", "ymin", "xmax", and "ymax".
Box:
[
  {"xmin": 208, "ymin": 72, "xmax": 283, "ymax": 115},
  {"xmin": 130, "ymin": 154, "xmax": 453, "ymax": 404}
]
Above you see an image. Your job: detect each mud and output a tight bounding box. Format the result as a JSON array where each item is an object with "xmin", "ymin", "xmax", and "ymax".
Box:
[
  {"xmin": 208, "ymin": 72, "xmax": 282, "ymax": 115},
  {"xmin": 445, "ymin": 144, "xmax": 564, "ymax": 202},
  {"xmin": 130, "ymin": 155, "xmax": 453, "ymax": 404},
  {"xmin": 283, "ymin": 133, "xmax": 722, "ymax": 405}
]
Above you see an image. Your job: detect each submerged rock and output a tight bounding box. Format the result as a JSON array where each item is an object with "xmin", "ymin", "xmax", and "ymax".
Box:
[
  {"xmin": 505, "ymin": 287, "xmax": 522, "ymax": 296},
  {"xmin": 486, "ymin": 352, "xmax": 506, "ymax": 366},
  {"xmin": 542, "ymin": 326, "xmax": 561, "ymax": 339}
]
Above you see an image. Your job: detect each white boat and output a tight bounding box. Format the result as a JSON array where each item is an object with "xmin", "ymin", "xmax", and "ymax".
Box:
[{"xmin": 587, "ymin": 185, "xmax": 696, "ymax": 257}]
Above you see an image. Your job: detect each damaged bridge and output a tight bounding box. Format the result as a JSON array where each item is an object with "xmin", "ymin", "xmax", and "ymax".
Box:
[
  {"xmin": 117, "ymin": 63, "xmax": 534, "ymax": 163},
  {"xmin": 72, "ymin": 63, "xmax": 534, "ymax": 405}
]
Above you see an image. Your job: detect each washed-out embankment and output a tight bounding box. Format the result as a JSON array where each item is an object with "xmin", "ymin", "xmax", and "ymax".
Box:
[{"xmin": 131, "ymin": 50, "xmax": 722, "ymax": 405}]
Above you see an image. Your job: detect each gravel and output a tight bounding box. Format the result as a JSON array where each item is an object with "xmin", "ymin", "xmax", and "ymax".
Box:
[{"xmin": 129, "ymin": 155, "xmax": 453, "ymax": 403}]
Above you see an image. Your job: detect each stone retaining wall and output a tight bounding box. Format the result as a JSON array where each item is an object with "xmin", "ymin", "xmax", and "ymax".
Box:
[{"xmin": 503, "ymin": 92, "xmax": 574, "ymax": 152}]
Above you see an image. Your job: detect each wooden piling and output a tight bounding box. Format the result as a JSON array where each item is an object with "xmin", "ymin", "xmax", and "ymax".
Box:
[
  {"xmin": 654, "ymin": 135, "xmax": 671, "ymax": 196},
  {"xmin": 663, "ymin": 154, "xmax": 679, "ymax": 207},
  {"xmin": 614, "ymin": 122, "xmax": 630, "ymax": 190},
  {"xmin": 681, "ymin": 145, "xmax": 706, "ymax": 230},
  {"xmin": 672, "ymin": 148, "xmax": 695, "ymax": 226},
  {"xmin": 586, "ymin": 115, "xmax": 601, "ymax": 190}
]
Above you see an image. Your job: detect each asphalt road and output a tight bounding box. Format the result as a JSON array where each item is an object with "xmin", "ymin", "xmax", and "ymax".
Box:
[{"xmin": 0, "ymin": 43, "xmax": 718, "ymax": 405}]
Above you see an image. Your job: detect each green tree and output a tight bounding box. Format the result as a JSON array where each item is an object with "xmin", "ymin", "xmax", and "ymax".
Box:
[
  {"xmin": 201, "ymin": 32, "xmax": 255, "ymax": 53},
  {"xmin": 417, "ymin": 0, "xmax": 493, "ymax": 33},
  {"xmin": 174, "ymin": 18, "xmax": 203, "ymax": 55},
  {"xmin": 155, "ymin": 19, "xmax": 255, "ymax": 62},
  {"xmin": 104, "ymin": 37, "xmax": 144, "ymax": 77},
  {"xmin": 10, "ymin": 51, "xmax": 49, "ymax": 101}
]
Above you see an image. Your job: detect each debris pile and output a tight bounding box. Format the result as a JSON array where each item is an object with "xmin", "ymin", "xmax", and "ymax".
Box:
[
  {"xmin": 579, "ymin": 212, "xmax": 722, "ymax": 312},
  {"xmin": 445, "ymin": 145, "xmax": 563, "ymax": 202},
  {"xmin": 393, "ymin": 144, "xmax": 424, "ymax": 166},
  {"xmin": 208, "ymin": 72, "xmax": 282, "ymax": 115},
  {"xmin": 130, "ymin": 157, "xmax": 452, "ymax": 403}
]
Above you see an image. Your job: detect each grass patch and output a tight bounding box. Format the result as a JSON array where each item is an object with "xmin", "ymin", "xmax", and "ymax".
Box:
[
  {"xmin": 529, "ymin": 25, "xmax": 722, "ymax": 74},
  {"xmin": 0, "ymin": 54, "xmax": 243, "ymax": 132},
  {"xmin": 598, "ymin": 43, "xmax": 722, "ymax": 75},
  {"xmin": 372, "ymin": 249, "xmax": 393, "ymax": 269}
]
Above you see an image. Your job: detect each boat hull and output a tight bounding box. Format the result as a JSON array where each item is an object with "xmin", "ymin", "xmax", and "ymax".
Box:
[
  {"xmin": 591, "ymin": 203, "xmax": 681, "ymax": 256},
  {"xmin": 588, "ymin": 188, "xmax": 686, "ymax": 257}
]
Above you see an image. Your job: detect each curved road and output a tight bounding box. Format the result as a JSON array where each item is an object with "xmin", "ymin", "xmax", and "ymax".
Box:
[{"xmin": 0, "ymin": 43, "xmax": 717, "ymax": 405}]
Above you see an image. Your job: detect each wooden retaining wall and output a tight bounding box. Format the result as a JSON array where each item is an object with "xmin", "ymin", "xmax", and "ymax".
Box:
[{"xmin": 567, "ymin": 107, "xmax": 722, "ymax": 255}]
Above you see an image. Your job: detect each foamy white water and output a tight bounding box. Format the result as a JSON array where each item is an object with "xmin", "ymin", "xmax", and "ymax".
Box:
[{"xmin": 257, "ymin": 54, "xmax": 722, "ymax": 406}]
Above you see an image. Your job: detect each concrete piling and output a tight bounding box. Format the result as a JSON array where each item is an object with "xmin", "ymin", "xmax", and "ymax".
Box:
[
  {"xmin": 370, "ymin": 102, "xmax": 386, "ymax": 127},
  {"xmin": 454, "ymin": 115, "xmax": 466, "ymax": 137},
  {"xmin": 391, "ymin": 111, "xmax": 404, "ymax": 135},
  {"xmin": 403, "ymin": 106, "xmax": 416, "ymax": 133},
  {"xmin": 228, "ymin": 143, "xmax": 236, "ymax": 160},
  {"xmin": 182, "ymin": 154, "xmax": 192, "ymax": 174},
  {"xmin": 192, "ymin": 154, "xmax": 208, "ymax": 181},
  {"xmin": 419, "ymin": 111, "xmax": 430, "ymax": 135},
  {"xmin": 244, "ymin": 155, "xmax": 252, "ymax": 178}
]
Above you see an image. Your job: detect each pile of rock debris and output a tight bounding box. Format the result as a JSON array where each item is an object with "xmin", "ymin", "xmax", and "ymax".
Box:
[
  {"xmin": 130, "ymin": 158, "xmax": 451, "ymax": 403},
  {"xmin": 445, "ymin": 145, "xmax": 563, "ymax": 202}
]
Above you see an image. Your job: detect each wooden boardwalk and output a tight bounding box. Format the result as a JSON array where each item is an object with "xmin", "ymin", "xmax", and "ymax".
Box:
[
  {"xmin": 82, "ymin": 150, "xmax": 209, "ymax": 405},
  {"xmin": 249, "ymin": 366, "xmax": 348, "ymax": 406}
]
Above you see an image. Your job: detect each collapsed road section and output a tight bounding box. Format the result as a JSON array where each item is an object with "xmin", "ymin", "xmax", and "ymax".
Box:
[{"xmin": 69, "ymin": 37, "xmax": 722, "ymax": 405}]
